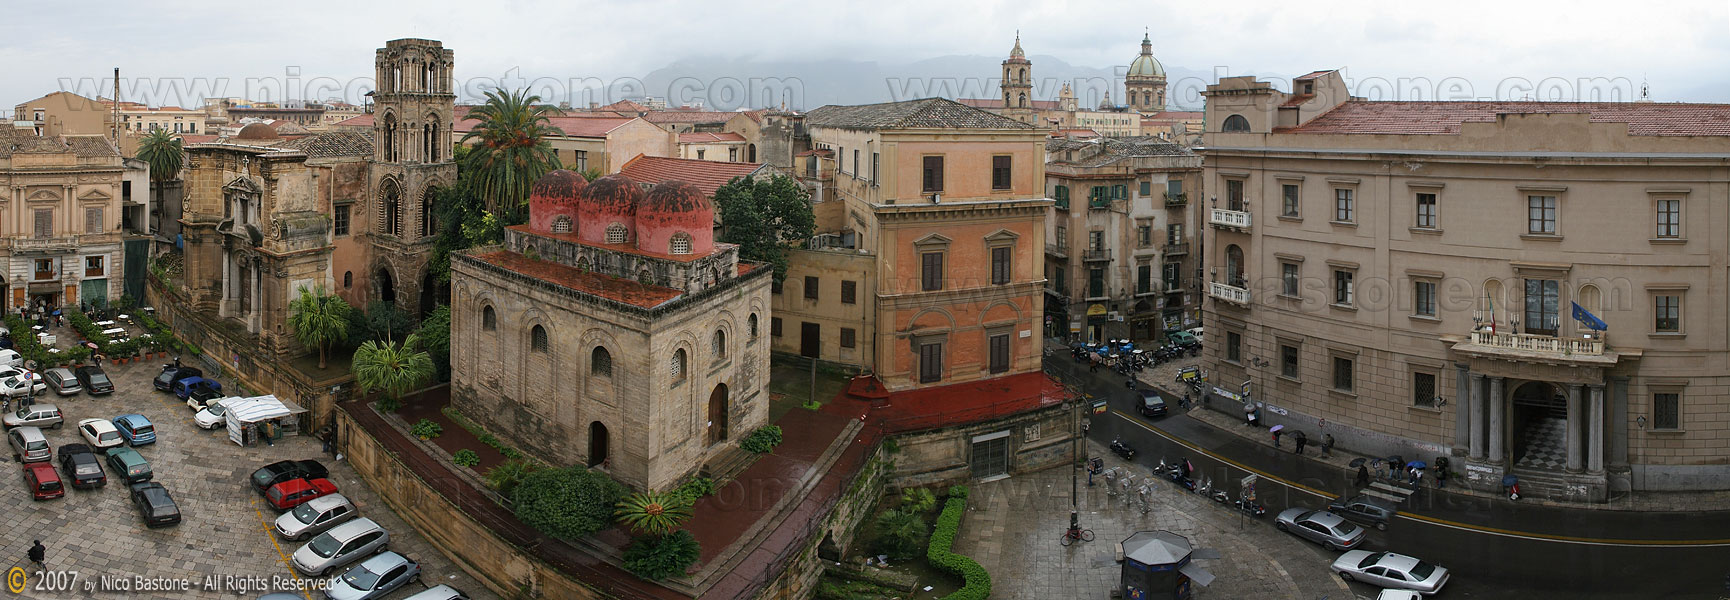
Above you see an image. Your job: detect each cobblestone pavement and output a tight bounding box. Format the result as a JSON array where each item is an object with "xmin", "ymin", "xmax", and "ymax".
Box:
[
  {"xmin": 0, "ymin": 358, "xmax": 497, "ymax": 600},
  {"xmin": 952, "ymin": 442, "xmax": 1355, "ymax": 600}
]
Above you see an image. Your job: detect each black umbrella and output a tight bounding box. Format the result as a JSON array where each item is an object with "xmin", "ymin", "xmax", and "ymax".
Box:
[
  {"xmin": 1349, "ymin": 457, "xmax": 1367, "ymax": 468},
  {"xmin": 1291, "ymin": 431, "xmax": 1307, "ymax": 442}
]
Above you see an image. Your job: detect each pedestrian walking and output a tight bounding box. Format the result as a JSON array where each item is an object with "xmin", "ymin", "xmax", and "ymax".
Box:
[
  {"xmin": 1435, "ymin": 467, "xmax": 1448, "ymax": 489},
  {"xmin": 1321, "ymin": 434, "xmax": 1335, "ymax": 458},
  {"xmin": 1271, "ymin": 429, "xmax": 1283, "ymax": 448},
  {"xmin": 92, "ymin": 354, "xmax": 101, "ymax": 367},
  {"xmin": 27, "ymin": 540, "xmax": 44, "ymax": 569},
  {"xmin": 1292, "ymin": 432, "xmax": 1307, "ymax": 455},
  {"xmin": 173, "ymin": 357, "xmax": 182, "ymax": 369},
  {"xmin": 1355, "ymin": 465, "xmax": 1370, "ymax": 488}
]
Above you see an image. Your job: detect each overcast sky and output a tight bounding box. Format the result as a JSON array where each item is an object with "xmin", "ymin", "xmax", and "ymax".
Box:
[{"xmin": 7, "ymin": 0, "xmax": 1728, "ymax": 112}]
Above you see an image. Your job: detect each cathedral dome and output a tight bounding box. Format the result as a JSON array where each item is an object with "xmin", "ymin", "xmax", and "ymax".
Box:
[
  {"xmin": 1127, "ymin": 34, "xmax": 1165, "ymax": 79},
  {"xmin": 635, "ymin": 181, "xmax": 713, "ymax": 256},
  {"xmin": 527, "ymin": 169, "xmax": 587, "ymax": 235},
  {"xmin": 236, "ymin": 123, "xmax": 279, "ymax": 140},
  {"xmin": 578, "ymin": 174, "xmax": 642, "ymax": 245}
]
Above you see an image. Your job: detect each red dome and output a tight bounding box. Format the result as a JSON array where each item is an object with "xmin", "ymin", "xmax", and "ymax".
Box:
[
  {"xmin": 527, "ymin": 169, "xmax": 587, "ymax": 234},
  {"xmin": 636, "ymin": 181, "xmax": 714, "ymax": 256},
  {"xmin": 578, "ymin": 174, "xmax": 642, "ymax": 245}
]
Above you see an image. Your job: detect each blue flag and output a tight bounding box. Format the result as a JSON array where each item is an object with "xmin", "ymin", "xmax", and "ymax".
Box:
[{"xmin": 1571, "ymin": 302, "xmax": 1607, "ymax": 331}]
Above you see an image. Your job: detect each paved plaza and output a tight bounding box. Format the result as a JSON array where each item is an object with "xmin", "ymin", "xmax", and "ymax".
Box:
[{"xmin": 0, "ymin": 357, "xmax": 497, "ymax": 600}]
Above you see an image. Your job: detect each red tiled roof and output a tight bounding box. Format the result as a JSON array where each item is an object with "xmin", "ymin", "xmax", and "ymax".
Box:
[
  {"xmin": 846, "ymin": 372, "xmax": 1067, "ymax": 433},
  {"xmin": 957, "ymin": 98, "xmax": 1063, "ymax": 111},
  {"xmin": 596, "ymin": 99, "xmax": 649, "ymax": 113},
  {"xmin": 452, "ymin": 114, "xmax": 636, "ymax": 138},
  {"xmin": 619, "ymin": 155, "xmax": 763, "ymax": 200},
  {"xmin": 642, "ymin": 111, "xmax": 736, "ymax": 124},
  {"xmin": 1280, "ymin": 94, "xmax": 1314, "ymax": 108},
  {"xmin": 737, "ymin": 262, "xmax": 759, "ymax": 277},
  {"xmin": 468, "ymin": 249, "xmax": 683, "ymax": 309},
  {"xmin": 333, "ymin": 114, "xmax": 372, "ymax": 128},
  {"xmin": 178, "ymin": 134, "xmax": 219, "ymax": 144},
  {"xmin": 1294, "ymin": 70, "xmax": 1335, "ymax": 81},
  {"xmin": 1283, "ymin": 100, "xmax": 1730, "ymax": 136},
  {"xmin": 677, "ymin": 132, "xmax": 746, "ymax": 144}
]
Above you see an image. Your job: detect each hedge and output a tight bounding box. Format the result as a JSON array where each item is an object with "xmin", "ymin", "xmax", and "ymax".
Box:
[{"xmin": 926, "ymin": 485, "xmax": 989, "ymax": 600}]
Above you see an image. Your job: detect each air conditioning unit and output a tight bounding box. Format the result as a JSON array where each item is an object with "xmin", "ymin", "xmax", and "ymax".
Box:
[{"xmin": 931, "ymin": 193, "xmax": 941, "ymax": 203}]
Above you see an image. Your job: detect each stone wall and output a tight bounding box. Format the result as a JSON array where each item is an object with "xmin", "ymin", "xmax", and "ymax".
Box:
[{"xmin": 890, "ymin": 402, "xmax": 1077, "ymax": 487}]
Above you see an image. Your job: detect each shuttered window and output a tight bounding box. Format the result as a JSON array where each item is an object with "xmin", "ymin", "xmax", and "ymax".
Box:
[
  {"xmin": 989, "ymin": 334, "xmax": 1010, "ymax": 373},
  {"xmin": 85, "ymin": 207, "xmax": 103, "ymax": 234},
  {"xmin": 921, "ymin": 252, "xmax": 944, "ymax": 291},
  {"xmin": 34, "ymin": 209, "xmax": 52, "ymax": 239}
]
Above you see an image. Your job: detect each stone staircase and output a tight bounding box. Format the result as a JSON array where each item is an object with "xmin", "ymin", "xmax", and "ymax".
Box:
[
  {"xmin": 700, "ymin": 444, "xmax": 758, "ymax": 484},
  {"xmin": 1509, "ymin": 468, "xmax": 1577, "ymax": 501}
]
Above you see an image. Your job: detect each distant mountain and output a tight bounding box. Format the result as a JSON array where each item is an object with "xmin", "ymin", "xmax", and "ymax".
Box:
[{"xmin": 629, "ymin": 54, "xmax": 1221, "ymax": 112}]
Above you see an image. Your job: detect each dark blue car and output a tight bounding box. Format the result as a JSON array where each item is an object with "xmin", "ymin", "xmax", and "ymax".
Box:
[
  {"xmin": 171, "ymin": 377, "xmax": 221, "ymax": 400},
  {"xmin": 113, "ymin": 414, "xmax": 156, "ymax": 446}
]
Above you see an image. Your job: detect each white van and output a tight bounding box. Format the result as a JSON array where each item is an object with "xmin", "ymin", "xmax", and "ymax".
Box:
[{"xmin": 0, "ymin": 349, "xmax": 22, "ymax": 369}]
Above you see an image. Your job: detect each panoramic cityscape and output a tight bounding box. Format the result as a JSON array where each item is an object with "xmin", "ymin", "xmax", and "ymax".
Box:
[{"xmin": 0, "ymin": 1, "xmax": 1727, "ymax": 599}]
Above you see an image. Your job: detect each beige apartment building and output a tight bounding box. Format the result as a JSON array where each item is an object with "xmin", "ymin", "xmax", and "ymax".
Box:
[
  {"xmin": 1199, "ymin": 69, "xmax": 1730, "ymax": 499},
  {"xmin": 0, "ymin": 131, "xmax": 143, "ymax": 309},
  {"xmin": 1044, "ymin": 137, "xmax": 1200, "ymax": 343}
]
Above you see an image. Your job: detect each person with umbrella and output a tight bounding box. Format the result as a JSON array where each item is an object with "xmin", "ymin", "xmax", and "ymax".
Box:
[
  {"xmin": 1407, "ymin": 460, "xmax": 1427, "ymax": 486},
  {"xmin": 1321, "ymin": 434, "xmax": 1335, "ymax": 458},
  {"xmin": 1292, "ymin": 430, "xmax": 1308, "ymax": 455},
  {"xmin": 1270, "ymin": 424, "xmax": 1284, "ymax": 448},
  {"xmin": 1352, "ymin": 458, "xmax": 1370, "ymax": 487}
]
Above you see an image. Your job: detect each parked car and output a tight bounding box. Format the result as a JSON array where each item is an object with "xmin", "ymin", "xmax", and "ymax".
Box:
[
  {"xmin": 22, "ymin": 461, "xmax": 63, "ymax": 500},
  {"xmin": 1275, "ymin": 508, "xmax": 1366, "ymax": 551},
  {"xmin": 0, "ymin": 372, "xmax": 46, "ymax": 398},
  {"xmin": 195, "ymin": 398, "xmax": 234, "ymax": 430},
  {"xmin": 105, "ymin": 446, "xmax": 153, "ymax": 484},
  {"xmin": 291, "ymin": 518, "xmax": 390, "ymax": 576},
  {"xmin": 57, "ymin": 443, "xmax": 105, "ymax": 489},
  {"xmin": 171, "ymin": 377, "xmax": 222, "ymax": 401},
  {"xmin": 74, "ymin": 365, "xmax": 114, "ymax": 395},
  {"xmin": 401, "ymin": 585, "xmax": 469, "ymax": 600},
  {"xmin": 9, "ymin": 426, "xmax": 50, "ymax": 463},
  {"xmin": 187, "ymin": 387, "xmax": 227, "ymax": 411},
  {"xmin": 1166, "ymin": 330, "xmax": 1198, "ymax": 346},
  {"xmin": 3, "ymin": 404, "xmax": 63, "ymax": 430},
  {"xmin": 276, "ymin": 493, "xmax": 359, "ymax": 541},
  {"xmin": 324, "ymin": 551, "xmax": 420, "ymax": 600},
  {"xmin": 0, "ymin": 349, "xmax": 21, "ymax": 368},
  {"xmin": 1377, "ymin": 591, "xmax": 1424, "ymax": 600},
  {"xmin": 42, "ymin": 367, "xmax": 81, "ymax": 396},
  {"xmin": 129, "ymin": 482, "xmax": 182, "ymax": 528},
  {"xmin": 1136, "ymin": 389, "xmax": 1168, "ymax": 418},
  {"xmin": 78, "ymin": 418, "xmax": 124, "ymax": 449},
  {"xmin": 1331, "ymin": 550, "xmax": 1450, "ymax": 595},
  {"xmin": 1187, "ymin": 327, "xmax": 1204, "ymax": 342},
  {"xmin": 1328, "ymin": 495, "xmax": 1397, "ymax": 531},
  {"xmin": 153, "ymin": 366, "xmax": 203, "ymax": 392},
  {"xmin": 113, "ymin": 414, "xmax": 156, "ymax": 446},
  {"xmin": 267, "ymin": 477, "xmax": 339, "ymax": 511},
  {"xmin": 252, "ymin": 460, "xmax": 330, "ymax": 496}
]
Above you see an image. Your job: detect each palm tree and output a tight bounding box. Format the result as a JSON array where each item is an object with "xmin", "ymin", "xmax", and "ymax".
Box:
[
  {"xmin": 287, "ymin": 287, "xmax": 351, "ymax": 369},
  {"xmin": 135, "ymin": 129, "xmax": 183, "ymax": 225},
  {"xmin": 615, "ymin": 492, "xmax": 694, "ymax": 537},
  {"xmin": 459, "ymin": 88, "xmax": 565, "ymax": 223},
  {"xmin": 353, "ymin": 333, "xmax": 435, "ymax": 406}
]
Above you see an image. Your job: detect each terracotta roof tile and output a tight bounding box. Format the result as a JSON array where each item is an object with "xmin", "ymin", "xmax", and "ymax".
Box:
[
  {"xmin": 1284, "ymin": 100, "xmax": 1730, "ymax": 136},
  {"xmin": 619, "ymin": 155, "xmax": 764, "ymax": 200},
  {"xmin": 1294, "ymin": 70, "xmax": 1335, "ymax": 81},
  {"xmin": 676, "ymin": 132, "xmax": 746, "ymax": 144},
  {"xmin": 806, "ymin": 98, "xmax": 1037, "ymax": 131},
  {"xmin": 642, "ymin": 111, "xmax": 736, "ymax": 124},
  {"xmin": 277, "ymin": 131, "xmax": 374, "ymax": 158},
  {"xmin": 957, "ymin": 98, "xmax": 1063, "ymax": 111},
  {"xmin": 468, "ymin": 249, "xmax": 682, "ymax": 309}
]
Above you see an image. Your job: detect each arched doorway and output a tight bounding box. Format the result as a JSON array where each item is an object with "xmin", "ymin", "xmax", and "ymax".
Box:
[
  {"xmin": 418, "ymin": 270, "xmax": 444, "ymax": 316},
  {"xmin": 1225, "ymin": 245, "xmax": 1245, "ymax": 287},
  {"xmin": 588, "ymin": 421, "xmax": 609, "ymax": 467},
  {"xmin": 708, "ymin": 384, "xmax": 729, "ymax": 445},
  {"xmin": 376, "ymin": 267, "xmax": 396, "ymax": 304},
  {"xmin": 1510, "ymin": 381, "xmax": 1566, "ymax": 471}
]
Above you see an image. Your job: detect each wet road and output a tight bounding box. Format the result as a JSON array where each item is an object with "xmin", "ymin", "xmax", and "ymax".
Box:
[{"xmin": 1048, "ymin": 355, "xmax": 1730, "ymax": 599}]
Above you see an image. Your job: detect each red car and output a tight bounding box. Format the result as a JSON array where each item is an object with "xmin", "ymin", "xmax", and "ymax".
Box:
[
  {"xmin": 23, "ymin": 462, "xmax": 63, "ymax": 501},
  {"xmin": 264, "ymin": 477, "xmax": 337, "ymax": 511}
]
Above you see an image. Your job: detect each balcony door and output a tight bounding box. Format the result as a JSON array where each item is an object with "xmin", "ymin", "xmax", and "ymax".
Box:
[
  {"xmin": 1524, "ymin": 279, "xmax": 1559, "ymax": 336},
  {"xmin": 1225, "ymin": 245, "xmax": 1245, "ymax": 288}
]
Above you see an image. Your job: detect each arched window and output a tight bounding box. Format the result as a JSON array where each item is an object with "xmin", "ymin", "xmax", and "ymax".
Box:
[
  {"xmin": 591, "ymin": 346, "xmax": 613, "ymax": 376},
  {"xmin": 422, "ymin": 123, "xmax": 431, "ymax": 162},
  {"xmin": 606, "ymin": 223, "xmax": 627, "ymax": 245},
  {"xmin": 749, "ymin": 313, "xmax": 759, "ymax": 338},
  {"xmin": 576, "ymin": 256, "xmax": 591, "ymax": 271},
  {"xmin": 481, "ymin": 305, "xmax": 496, "ymax": 331},
  {"xmin": 342, "ymin": 271, "xmax": 352, "ymax": 288},
  {"xmin": 530, "ymin": 325, "xmax": 548, "ymax": 352},
  {"xmin": 669, "ymin": 232, "xmax": 693, "ymax": 255},
  {"xmin": 1018, "ymin": 93, "xmax": 1027, "ymax": 108},
  {"xmin": 712, "ymin": 330, "xmax": 726, "ymax": 358},
  {"xmin": 1018, "ymin": 68, "xmax": 1026, "ymax": 82},
  {"xmin": 671, "ymin": 349, "xmax": 687, "ymax": 381},
  {"xmin": 382, "ymin": 113, "xmax": 398, "ymax": 162},
  {"xmin": 552, "ymin": 215, "xmax": 572, "ymax": 233},
  {"xmin": 1221, "ymin": 114, "xmax": 1251, "ymax": 132},
  {"xmin": 379, "ymin": 178, "xmax": 402, "ymax": 237},
  {"xmin": 638, "ymin": 270, "xmax": 654, "ymax": 285},
  {"xmin": 1225, "ymin": 245, "xmax": 1245, "ymax": 287},
  {"xmin": 420, "ymin": 187, "xmax": 436, "ymax": 238}
]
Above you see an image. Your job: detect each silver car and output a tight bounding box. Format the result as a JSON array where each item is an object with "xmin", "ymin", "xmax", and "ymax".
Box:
[
  {"xmin": 291, "ymin": 518, "xmax": 389, "ymax": 576},
  {"xmin": 276, "ymin": 494, "xmax": 359, "ymax": 541},
  {"xmin": 402, "ymin": 585, "xmax": 469, "ymax": 600},
  {"xmin": 3, "ymin": 404, "xmax": 63, "ymax": 429},
  {"xmin": 1275, "ymin": 508, "xmax": 1366, "ymax": 551},
  {"xmin": 8, "ymin": 426, "xmax": 50, "ymax": 462},
  {"xmin": 42, "ymin": 368, "xmax": 80, "ymax": 396},
  {"xmin": 1332, "ymin": 550, "xmax": 1450, "ymax": 595},
  {"xmin": 323, "ymin": 551, "xmax": 420, "ymax": 600}
]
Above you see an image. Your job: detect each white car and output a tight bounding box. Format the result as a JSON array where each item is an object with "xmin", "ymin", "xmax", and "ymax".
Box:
[
  {"xmin": 194, "ymin": 398, "xmax": 235, "ymax": 430},
  {"xmin": 0, "ymin": 371, "xmax": 46, "ymax": 398},
  {"xmin": 1332, "ymin": 551, "xmax": 1450, "ymax": 595},
  {"xmin": 78, "ymin": 418, "xmax": 124, "ymax": 449},
  {"xmin": 1377, "ymin": 590, "xmax": 1423, "ymax": 600}
]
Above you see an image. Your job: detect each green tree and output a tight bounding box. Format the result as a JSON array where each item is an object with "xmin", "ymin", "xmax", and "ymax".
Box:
[
  {"xmin": 621, "ymin": 530, "xmax": 701, "ymax": 582},
  {"xmin": 459, "ymin": 88, "xmax": 564, "ymax": 223},
  {"xmin": 135, "ymin": 129, "xmax": 183, "ymax": 213},
  {"xmin": 615, "ymin": 492, "xmax": 694, "ymax": 537},
  {"xmin": 714, "ymin": 175, "xmax": 814, "ymax": 283},
  {"xmin": 353, "ymin": 333, "xmax": 434, "ymax": 406},
  {"xmin": 873, "ymin": 508, "xmax": 928, "ymax": 561},
  {"xmin": 483, "ymin": 459, "xmax": 537, "ymax": 495},
  {"xmin": 414, "ymin": 304, "xmax": 451, "ymax": 381},
  {"xmin": 512, "ymin": 466, "xmax": 627, "ymax": 540},
  {"xmin": 287, "ymin": 287, "xmax": 352, "ymax": 369}
]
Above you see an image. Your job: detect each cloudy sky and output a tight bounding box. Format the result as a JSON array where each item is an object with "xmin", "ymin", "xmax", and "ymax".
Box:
[{"xmin": 7, "ymin": 0, "xmax": 1728, "ymax": 112}]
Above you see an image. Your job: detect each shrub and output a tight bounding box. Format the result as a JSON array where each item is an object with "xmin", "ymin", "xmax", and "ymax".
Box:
[
  {"xmin": 740, "ymin": 425, "xmax": 784, "ymax": 454},
  {"xmin": 410, "ymin": 419, "xmax": 443, "ymax": 440},
  {"xmin": 927, "ymin": 487, "xmax": 990, "ymax": 600},
  {"xmin": 615, "ymin": 492, "xmax": 694, "ymax": 536},
  {"xmin": 802, "ymin": 399, "xmax": 822, "ymax": 411},
  {"xmin": 873, "ymin": 508, "xmax": 928, "ymax": 561},
  {"xmin": 900, "ymin": 487, "xmax": 938, "ymax": 514},
  {"xmin": 670, "ymin": 477, "xmax": 716, "ymax": 505},
  {"xmin": 484, "ymin": 459, "xmax": 537, "ymax": 495},
  {"xmin": 621, "ymin": 530, "xmax": 701, "ymax": 582},
  {"xmin": 512, "ymin": 466, "xmax": 627, "ymax": 540},
  {"xmin": 376, "ymin": 396, "xmax": 401, "ymax": 413},
  {"xmin": 452, "ymin": 449, "xmax": 480, "ymax": 467}
]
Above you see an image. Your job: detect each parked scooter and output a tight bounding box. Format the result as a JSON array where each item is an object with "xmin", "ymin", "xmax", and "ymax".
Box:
[
  {"xmin": 1111, "ymin": 439, "xmax": 1137, "ymax": 461},
  {"xmin": 1234, "ymin": 494, "xmax": 1267, "ymax": 517}
]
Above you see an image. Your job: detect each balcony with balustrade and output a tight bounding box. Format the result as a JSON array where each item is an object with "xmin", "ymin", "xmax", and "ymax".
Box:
[
  {"xmin": 1209, "ymin": 207, "xmax": 1252, "ymax": 230},
  {"xmin": 1082, "ymin": 248, "xmax": 1111, "ymax": 263},
  {"xmin": 1162, "ymin": 242, "xmax": 1189, "ymax": 256},
  {"xmin": 1208, "ymin": 279, "xmax": 1250, "ymax": 306},
  {"xmin": 1164, "ymin": 192, "xmax": 1188, "ymax": 208},
  {"xmin": 1449, "ymin": 318, "xmax": 1623, "ymax": 366},
  {"xmin": 1045, "ymin": 242, "xmax": 1068, "ymax": 259}
]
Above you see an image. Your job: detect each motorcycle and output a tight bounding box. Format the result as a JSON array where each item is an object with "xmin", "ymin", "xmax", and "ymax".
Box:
[
  {"xmin": 1234, "ymin": 494, "xmax": 1267, "ymax": 517},
  {"xmin": 1111, "ymin": 439, "xmax": 1137, "ymax": 461}
]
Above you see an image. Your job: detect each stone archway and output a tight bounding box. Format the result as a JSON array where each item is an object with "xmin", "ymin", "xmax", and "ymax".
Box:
[
  {"xmin": 418, "ymin": 269, "xmax": 444, "ymax": 316},
  {"xmin": 588, "ymin": 421, "xmax": 609, "ymax": 467},
  {"xmin": 375, "ymin": 266, "xmax": 396, "ymax": 304},
  {"xmin": 708, "ymin": 383, "xmax": 729, "ymax": 445},
  {"xmin": 1510, "ymin": 381, "xmax": 1565, "ymax": 471}
]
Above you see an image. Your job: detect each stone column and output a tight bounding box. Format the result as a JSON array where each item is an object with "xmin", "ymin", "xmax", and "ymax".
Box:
[
  {"xmin": 249, "ymin": 262, "xmax": 262, "ymax": 334},
  {"xmin": 1566, "ymin": 383, "xmax": 1583, "ymax": 472},
  {"xmin": 1469, "ymin": 372, "xmax": 1485, "ymax": 459},
  {"xmin": 219, "ymin": 253, "xmax": 232, "ymax": 317},
  {"xmin": 1455, "ymin": 363, "xmax": 1471, "ymax": 451},
  {"xmin": 1610, "ymin": 375, "xmax": 1630, "ymax": 468},
  {"xmin": 1589, "ymin": 384, "xmax": 1605, "ymax": 473},
  {"xmin": 1488, "ymin": 376, "xmax": 1505, "ymax": 463}
]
